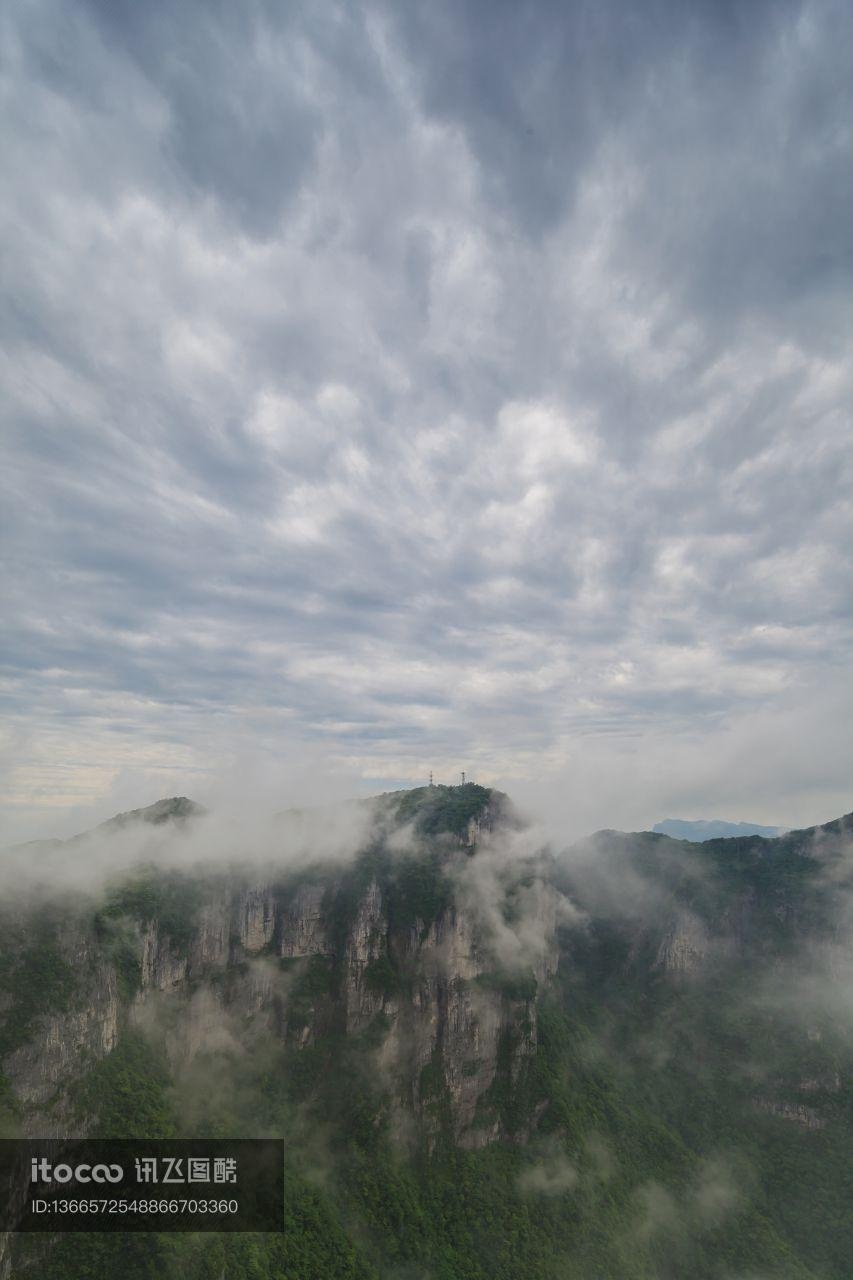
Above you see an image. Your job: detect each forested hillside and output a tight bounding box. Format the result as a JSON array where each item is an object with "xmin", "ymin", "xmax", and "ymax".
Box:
[{"xmin": 1, "ymin": 788, "xmax": 851, "ymax": 1278}]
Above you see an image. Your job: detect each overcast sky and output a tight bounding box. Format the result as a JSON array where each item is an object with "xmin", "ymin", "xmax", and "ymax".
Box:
[{"xmin": 2, "ymin": 0, "xmax": 851, "ymax": 845}]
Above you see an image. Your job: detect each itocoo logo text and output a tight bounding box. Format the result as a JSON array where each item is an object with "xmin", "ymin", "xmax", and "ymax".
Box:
[{"xmin": 31, "ymin": 1159, "xmax": 123, "ymax": 1184}]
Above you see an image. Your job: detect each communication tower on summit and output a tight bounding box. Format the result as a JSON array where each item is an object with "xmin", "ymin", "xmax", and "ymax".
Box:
[
  {"xmin": 461, "ymin": 771, "xmax": 466, "ymax": 785},
  {"xmin": 429, "ymin": 771, "xmax": 434, "ymax": 787}
]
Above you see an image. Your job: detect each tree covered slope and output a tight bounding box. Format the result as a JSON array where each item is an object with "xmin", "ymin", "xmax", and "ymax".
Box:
[{"xmin": 1, "ymin": 790, "xmax": 851, "ymax": 1278}]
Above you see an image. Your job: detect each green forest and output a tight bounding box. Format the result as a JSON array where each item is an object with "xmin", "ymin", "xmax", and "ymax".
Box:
[{"xmin": 4, "ymin": 789, "xmax": 852, "ymax": 1279}]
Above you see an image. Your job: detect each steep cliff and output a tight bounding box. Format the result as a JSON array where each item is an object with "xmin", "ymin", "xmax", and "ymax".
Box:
[
  {"xmin": 0, "ymin": 784, "xmax": 560, "ymax": 1154},
  {"xmin": 2, "ymin": 794, "xmax": 852, "ymax": 1280}
]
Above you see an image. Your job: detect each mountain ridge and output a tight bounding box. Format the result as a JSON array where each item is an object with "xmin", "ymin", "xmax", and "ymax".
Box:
[
  {"xmin": 1, "ymin": 786, "xmax": 851, "ymax": 1278},
  {"xmin": 653, "ymin": 817, "xmax": 786, "ymax": 841}
]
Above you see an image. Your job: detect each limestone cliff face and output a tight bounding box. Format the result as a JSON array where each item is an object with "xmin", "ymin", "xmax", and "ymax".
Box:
[
  {"xmin": 380, "ymin": 882, "xmax": 559, "ymax": 1147},
  {"xmin": 237, "ymin": 886, "xmax": 276, "ymax": 953},
  {"xmin": 654, "ymin": 911, "xmax": 710, "ymax": 974},
  {"xmin": 137, "ymin": 885, "xmax": 278, "ymax": 994},
  {"xmin": 1, "ymin": 789, "xmax": 561, "ymax": 1150},
  {"xmin": 139, "ymin": 922, "xmax": 191, "ymax": 991},
  {"xmin": 385, "ymin": 901, "xmax": 500, "ymax": 1142},
  {"xmin": 4, "ymin": 932, "xmax": 119, "ymax": 1136},
  {"xmin": 278, "ymin": 883, "xmax": 331, "ymax": 958},
  {"xmin": 343, "ymin": 880, "xmax": 385, "ymax": 1032},
  {"xmin": 266, "ymin": 869, "xmax": 556, "ymax": 1145}
]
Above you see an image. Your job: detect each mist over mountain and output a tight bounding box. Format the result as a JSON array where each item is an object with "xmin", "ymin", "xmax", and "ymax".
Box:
[
  {"xmin": 1, "ymin": 784, "xmax": 851, "ymax": 1279},
  {"xmin": 3, "ymin": 0, "xmax": 851, "ymax": 1275},
  {"xmin": 653, "ymin": 819, "xmax": 786, "ymax": 842}
]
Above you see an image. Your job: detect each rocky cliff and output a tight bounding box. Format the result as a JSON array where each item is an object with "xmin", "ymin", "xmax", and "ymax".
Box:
[
  {"xmin": 2, "ymin": 793, "xmax": 853, "ymax": 1280},
  {"xmin": 0, "ymin": 785, "xmax": 562, "ymax": 1153}
]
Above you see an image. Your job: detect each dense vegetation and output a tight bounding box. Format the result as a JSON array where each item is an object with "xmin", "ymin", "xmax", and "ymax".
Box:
[
  {"xmin": 388, "ymin": 782, "xmax": 494, "ymax": 841},
  {"xmin": 100, "ymin": 866, "xmax": 207, "ymax": 955},
  {"xmin": 5, "ymin": 794, "xmax": 853, "ymax": 1278},
  {"xmin": 0, "ymin": 905, "xmax": 79, "ymax": 1058},
  {"xmin": 14, "ymin": 982, "xmax": 841, "ymax": 1279}
]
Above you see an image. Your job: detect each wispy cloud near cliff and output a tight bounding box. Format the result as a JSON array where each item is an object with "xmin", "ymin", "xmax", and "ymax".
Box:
[
  {"xmin": 0, "ymin": 799, "xmax": 377, "ymax": 898},
  {"xmin": 1, "ymin": 0, "xmax": 851, "ymax": 842}
]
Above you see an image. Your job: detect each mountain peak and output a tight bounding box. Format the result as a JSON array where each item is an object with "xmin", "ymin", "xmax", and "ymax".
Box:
[{"xmin": 95, "ymin": 796, "xmax": 206, "ymax": 833}]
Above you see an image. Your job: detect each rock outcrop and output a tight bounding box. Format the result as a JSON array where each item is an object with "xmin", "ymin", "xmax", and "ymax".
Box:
[{"xmin": 1, "ymin": 787, "xmax": 560, "ymax": 1149}]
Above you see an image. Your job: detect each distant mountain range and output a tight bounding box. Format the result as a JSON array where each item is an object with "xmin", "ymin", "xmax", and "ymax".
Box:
[{"xmin": 653, "ymin": 817, "xmax": 786, "ymax": 841}]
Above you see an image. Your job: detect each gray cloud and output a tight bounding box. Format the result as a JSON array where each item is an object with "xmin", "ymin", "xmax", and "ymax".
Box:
[{"xmin": 1, "ymin": 0, "xmax": 851, "ymax": 842}]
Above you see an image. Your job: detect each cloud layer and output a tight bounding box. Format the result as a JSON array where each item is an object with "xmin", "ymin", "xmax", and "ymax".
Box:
[{"xmin": 1, "ymin": 0, "xmax": 851, "ymax": 841}]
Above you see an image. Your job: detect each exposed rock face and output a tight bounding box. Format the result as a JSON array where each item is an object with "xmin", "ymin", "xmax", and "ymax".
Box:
[
  {"xmin": 753, "ymin": 1098, "xmax": 827, "ymax": 1130},
  {"xmin": 279, "ymin": 884, "xmax": 331, "ymax": 958},
  {"xmin": 343, "ymin": 880, "xmax": 385, "ymax": 1032},
  {"xmin": 146, "ymin": 960, "xmax": 278, "ymax": 1069},
  {"xmin": 195, "ymin": 896, "xmax": 233, "ymax": 964},
  {"xmin": 140, "ymin": 922, "xmax": 190, "ymax": 990},
  {"xmin": 655, "ymin": 911, "xmax": 710, "ymax": 974},
  {"xmin": 136, "ymin": 884, "xmax": 276, "ymax": 994},
  {"xmin": 258, "ymin": 868, "xmax": 555, "ymax": 1145},
  {"xmin": 1, "ymin": 788, "xmax": 558, "ymax": 1150},
  {"xmin": 379, "ymin": 893, "xmax": 547, "ymax": 1147},
  {"xmin": 4, "ymin": 934, "xmax": 119, "ymax": 1135},
  {"xmin": 4, "ymin": 796, "xmax": 853, "ymax": 1280},
  {"xmin": 237, "ymin": 886, "xmax": 276, "ymax": 953},
  {"xmin": 385, "ymin": 902, "xmax": 495, "ymax": 1138}
]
